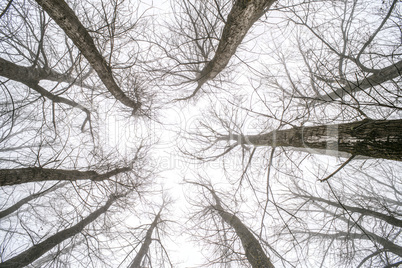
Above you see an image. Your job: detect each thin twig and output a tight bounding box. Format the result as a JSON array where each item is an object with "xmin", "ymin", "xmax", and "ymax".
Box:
[{"xmin": 319, "ymin": 155, "xmax": 355, "ymax": 182}]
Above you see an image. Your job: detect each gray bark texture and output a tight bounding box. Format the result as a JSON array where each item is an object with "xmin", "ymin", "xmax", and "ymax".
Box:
[
  {"xmin": 34, "ymin": 0, "xmax": 141, "ymax": 112},
  {"xmin": 0, "ymin": 57, "xmax": 91, "ymax": 122},
  {"xmin": 0, "ymin": 57, "xmax": 90, "ymax": 86},
  {"xmin": 129, "ymin": 212, "xmax": 161, "ymax": 268},
  {"xmin": 181, "ymin": 0, "xmax": 276, "ymax": 100},
  {"xmin": 199, "ymin": 0, "xmax": 276, "ymax": 81},
  {"xmin": 221, "ymin": 119, "xmax": 402, "ymax": 161},
  {"xmin": 0, "ymin": 167, "xmax": 131, "ymax": 186},
  {"xmin": 210, "ymin": 189, "xmax": 275, "ymax": 268},
  {"xmin": 0, "ymin": 195, "xmax": 117, "ymax": 268},
  {"xmin": 317, "ymin": 60, "xmax": 402, "ymax": 101}
]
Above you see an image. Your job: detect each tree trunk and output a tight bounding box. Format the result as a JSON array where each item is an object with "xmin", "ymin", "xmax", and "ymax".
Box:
[
  {"xmin": 129, "ymin": 212, "xmax": 161, "ymax": 268},
  {"xmin": 200, "ymin": 0, "xmax": 276, "ymax": 81},
  {"xmin": 0, "ymin": 57, "xmax": 91, "ymax": 128},
  {"xmin": 181, "ymin": 0, "xmax": 276, "ymax": 100},
  {"xmin": 29, "ymin": 240, "xmax": 84, "ymax": 267},
  {"xmin": 316, "ymin": 60, "xmax": 402, "ymax": 101},
  {"xmin": 0, "ymin": 167, "xmax": 131, "ymax": 186},
  {"xmin": 210, "ymin": 189, "xmax": 275, "ymax": 268},
  {"xmin": 34, "ymin": 0, "xmax": 141, "ymax": 112},
  {"xmin": 222, "ymin": 119, "xmax": 402, "ymax": 161},
  {"xmin": 0, "ymin": 194, "xmax": 117, "ymax": 268},
  {"xmin": 0, "ymin": 57, "xmax": 92, "ymax": 87}
]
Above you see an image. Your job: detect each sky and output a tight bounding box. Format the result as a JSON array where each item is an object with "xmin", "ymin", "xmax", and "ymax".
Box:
[{"xmin": 0, "ymin": 0, "xmax": 401, "ymax": 267}]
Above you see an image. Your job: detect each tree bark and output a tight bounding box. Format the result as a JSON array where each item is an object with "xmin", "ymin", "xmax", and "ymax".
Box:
[
  {"xmin": 0, "ymin": 57, "xmax": 91, "ymax": 130},
  {"xmin": 29, "ymin": 239, "xmax": 84, "ymax": 268},
  {"xmin": 129, "ymin": 212, "xmax": 161, "ymax": 268},
  {"xmin": 0, "ymin": 58, "xmax": 91, "ymax": 109},
  {"xmin": 221, "ymin": 119, "xmax": 402, "ymax": 161},
  {"xmin": 316, "ymin": 60, "xmax": 402, "ymax": 101},
  {"xmin": 0, "ymin": 194, "xmax": 117, "ymax": 268},
  {"xmin": 181, "ymin": 0, "xmax": 276, "ymax": 100},
  {"xmin": 34, "ymin": 0, "xmax": 141, "ymax": 112},
  {"xmin": 0, "ymin": 167, "xmax": 131, "ymax": 186},
  {"xmin": 210, "ymin": 189, "xmax": 275, "ymax": 268},
  {"xmin": 0, "ymin": 57, "xmax": 92, "ymax": 87}
]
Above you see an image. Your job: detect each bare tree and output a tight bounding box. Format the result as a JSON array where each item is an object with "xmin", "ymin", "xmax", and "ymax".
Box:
[
  {"xmin": 0, "ymin": 193, "xmax": 120, "ymax": 268},
  {"xmin": 185, "ymin": 180, "xmax": 275, "ymax": 267},
  {"xmin": 0, "ymin": 166, "xmax": 132, "ymax": 186},
  {"xmin": 0, "ymin": 181, "xmax": 67, "ymax": 219},
  {"xmin": 217, "ymin": 118, "xmax": 402, "ymax": 161},
  {"xmin": 127, "ymin": 202, "xmax": 173, "ymax": 268},
  {"xmin": 179, "ymin": 0, "xmax": 277, "ymax": 100},
  {"xmin": 271, "ymin": 160, "xmax": 402, "ymax": 267},
  {"xmin": 33, "ymin": 0, "xmax": 141, "ymax": 113},
  {"xmin": 261, "ymin": 0, "xmax": 401, "ymax": 112},
  {"xmin": 1, "ymin": 0, "xmax": 400, "ymax": 267}
]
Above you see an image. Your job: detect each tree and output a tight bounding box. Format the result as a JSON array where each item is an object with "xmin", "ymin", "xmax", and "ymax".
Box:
[
  {"xmin": 184, "ymin": 180, "xmax": 276, "ymax": 267},
  {"xmin": 34, "ymin": 0, "xmax": 141, "ymax": 113},
  {"xmin": 127, "ymin": 203, "xmax": 172, "ymax": 268},
  {"xmin": 0, "ymin": 181, "xmax": 67, "ymax": 219},
  {"xmin": 1, "ymin": 0, "xmax": 401, "ymax": 267},
  {"xmin": 129, "ymin": 211, "xmax": 161, "ymax": 268},
  {"xmin": 0, "ymin": 57, "xmax": 91, "ymax": 131},
  {"xmin": 217, "ymin": 118, "xmax": 402, "ymax": 161},
  {"xmin": 0, "ymin": 166, "xmax": 133, "ymax": 186},
  {"xmin": 178, "ymin": 0, "xmax": 277, "ymax": 100},
  {"xmin": 0, "ymin": 193, "xmax": 119, "ymax": 268},
  {"xmin": 271, "ymin": 160, "xmax": 402, "ymax": 267}
]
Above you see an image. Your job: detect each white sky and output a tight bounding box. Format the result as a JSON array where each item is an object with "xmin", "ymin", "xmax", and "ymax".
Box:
[{"xmin": 0, "ymin": 0, "xmax": 401, "ymax": 267}]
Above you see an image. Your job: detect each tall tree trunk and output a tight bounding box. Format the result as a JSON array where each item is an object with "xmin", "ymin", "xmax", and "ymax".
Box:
[
  {"xmin": 34, "ymin": 0, "xmax": 141, "ymax": 112},
  {"xmin": 29, "ymin": 240, "xmax": 84, "ymax": 268},
  {"xmin": 129, "ymin": 211, "xmax": 161, "ymax": 268},
  {"xmin": 220, "ymin": 119, "xmax": 402, "ymax": 161},
  {"xmin": 181, "ymin": 0, "xmax": 276, "ymax": 100},
  {"xmin": 0, "ymin": 167, "xmax": 131, "ymax": 186},
  {"xmin": 0, "ymin": 194, "xmax": 118, "ymax": 268},
  {"xmin": 209, "ymin": 188, "xmax": 275, "ymax": 268},
  {"xmin": 0, "ymin": 182, "xmax": 67, "ymax": 219}
]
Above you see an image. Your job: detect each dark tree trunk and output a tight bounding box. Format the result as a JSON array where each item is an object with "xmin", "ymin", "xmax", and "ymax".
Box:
[
  {"xmin": 181, "ymin": 0, "xmax": 276, "ymax": 100},
  {"xmin": 0, "ymin": 195, "xmax": 117, "ymax": 268},
  {"xmin": 0, "ymin": 167, "xmax": 131, "ymax": 186},
  {"xmin": 199, "ymin": 0, "xmax": 276, "ymax": 81},
  {"xmin": 0, "ymin": 57, "xmax": 91, "ymax": 128},
  {"xmin": 0, "ymin": 57, "xmax": 91, "ymax": 87},
  {"xmin": 210, "ymin": 189, "xmax": 275, "ymax": 268},
  {"xmin": 34, "ymin": 0, "xmax": 141, "ymax": 112},
  {"xmin": 129, "ymin": 212, "xmax": 161, "ymax": 268},
  {"xmin": 222, "ymin": 119, "xmax": 402, "ymax": 161}
]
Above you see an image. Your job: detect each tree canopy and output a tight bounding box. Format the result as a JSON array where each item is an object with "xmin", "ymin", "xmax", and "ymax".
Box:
[{"xmin": 0, "ymin": 0, "xmax": 401, "ymax": 267}]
